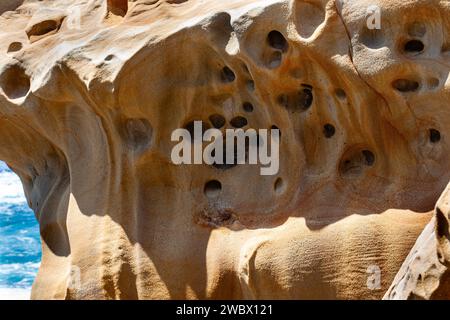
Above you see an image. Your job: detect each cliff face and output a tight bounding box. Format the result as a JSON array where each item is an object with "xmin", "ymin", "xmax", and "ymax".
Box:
[{"xmin": 0, "ymin": 0, "xmax": 449, "ymax": 299}]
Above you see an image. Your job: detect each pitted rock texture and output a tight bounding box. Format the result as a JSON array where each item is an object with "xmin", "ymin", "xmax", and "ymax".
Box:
[{"xmin": 0, "ymin": 0, "xmax": 449, "ymax": 299}]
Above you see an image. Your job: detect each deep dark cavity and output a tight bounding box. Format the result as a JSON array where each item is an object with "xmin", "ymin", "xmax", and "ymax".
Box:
[
  {"xmin": 404, "ymin": 39, "xmax": 424, "ymax": 54},
  {"xmin": 362, "ymin": 150, "xmax": 375, "ymax": 166},
  {"xmin": 277, "ymin": 88, "xmax": 313, "ymax": 112},
  {"xmin": 243, "ymin": 102, "xmax": 254, "ymax": 113},
  {"xmin": 204, "ymin": 180, "xmax": 222, "ymax": 198},
  {"xmin": 267, "ymin": 30, "xmax": 288, "ymax": 52},
  {"xmin": 392, "ymin": 79, "xmax": 419, "ymax": 92},
  {"xmin": 323, "ymin": 124, "xmax": 335, "ymax": 138},
  {"xmin": 298, "ymin": 88, "xmax": 313, "ymax": 110},
  {"xmin": 429, "ymin": 129, "xmax": 441, "ymax": 143},
  {"xmin": 230, "ymin": 116, "xmax": 248, "ymax": 128},
  {"xmin": 335, "ymin": 88, "xmax": 346, "ymax": 100},
  {"xmin": 274, "ymin": 177, "xmax": 284, "ymax": 194},
  {"xmin": 209, "ymin": 114, "xmax": 226, "ymax": 129},
  {"xmin": 0, "ymin": 64, "xmax": 30, "ymax": 99},
  {"xmin": 221, "ymin": 66, "xmax": 235, "ymax": 83}
]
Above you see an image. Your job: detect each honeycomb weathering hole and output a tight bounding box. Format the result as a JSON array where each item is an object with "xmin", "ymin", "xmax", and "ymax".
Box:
[
  {"xmin": 267, "ymin": 30, "xmax": 288, "ymax": 52},
  {"xmin": 107, "ymin": 0, "xmax": 128, "ymax": 17},
  {"xmin": 230, "ymin": 116, "xmax": 248, "ymax": 128},
  {"xmin": 209, "ymin": 114, "xmax": 226, "ymax": 129},
  {"xmin": 429, "ymin": 129, "xmax": 441, "ymax": 143},
  {"xmin": 26, "ymin": 19, "xmax": 60, "ymax": 40},
  {"xmin": 0, "ymin": 64, "xmax": 30, "ymax": 100},
  {"xmin": 274, "ymin": 177, "xmax": 285, "ymax": 194},
  {"xmin": 204, "ymin": 180, "xmax": 222, "ymax": 198},
  {"xmin": 221, "ymin": 66, "xmax": 235, "ymax": 83},
  {"xmin": 7, "ymin": 42, "xmax": 22, "ymax": 53},
  {"xmin": 392, "ymin": 79, "xmax": 419, "ymax": 92},
  {"xmin": 323, "ymin": 124, "xmax": 335, "ymax": 138},
  {"xmin": 295, "ymin": 2, "xmax": 325, "ymax": 39},
  {"xmin": 243, "ymin": 102, "xmax": 254, "ymax": 113},
  {"xmin": 335, "ymin": 88, "xmax": 346, "ymax": 100},
  {"xmin": 403, "ymin": 39, "xmax": 425, "ymax": 54},
  {"xmin": 362, "ymin": 150, "xmax": 375, "ymax": 166}
]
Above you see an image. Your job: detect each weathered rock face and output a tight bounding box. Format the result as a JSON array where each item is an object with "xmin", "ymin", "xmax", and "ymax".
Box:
[{"xmin": 0, "ymin": 0, "xmax": 449, "ymax": 299}]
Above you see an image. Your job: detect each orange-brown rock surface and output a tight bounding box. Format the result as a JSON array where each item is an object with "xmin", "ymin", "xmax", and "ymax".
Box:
[{"xmin": 0, "ymin": 0, "xmax": 449, "ymax": 299}]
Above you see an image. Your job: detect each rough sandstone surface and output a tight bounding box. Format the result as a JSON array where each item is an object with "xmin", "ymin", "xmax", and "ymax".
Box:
[{"xmin": 0, "ymin": 0, "xmax": 449, "ymax": 299}]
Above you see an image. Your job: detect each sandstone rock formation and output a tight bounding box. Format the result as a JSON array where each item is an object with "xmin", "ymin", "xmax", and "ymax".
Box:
[{"xmin": 0, "ymin": 0, "xmax": 449, "ymax": 299}]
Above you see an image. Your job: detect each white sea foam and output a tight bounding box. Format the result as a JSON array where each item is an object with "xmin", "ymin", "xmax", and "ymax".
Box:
[
  {"xmin": 0, "ymin": 168, "xmax": 26, "ymax": 205},
  {"xmin": 0, "ymin": 287, "xmax": 31, "ymax": 300}
]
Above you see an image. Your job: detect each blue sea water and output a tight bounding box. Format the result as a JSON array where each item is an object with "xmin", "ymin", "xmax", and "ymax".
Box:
[{"xmin": 0, "ymin": 161, "xmax": 41, "ymax": 292}]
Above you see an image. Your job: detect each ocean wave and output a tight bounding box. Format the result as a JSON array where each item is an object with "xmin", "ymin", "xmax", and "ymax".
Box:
[
  {"xmin": 0, "ymin": 161, "xmax": 41, "ymax": 290},
  {"xmin": 0, "ymin": 262, "xmax": 40, "ymax": 288}
]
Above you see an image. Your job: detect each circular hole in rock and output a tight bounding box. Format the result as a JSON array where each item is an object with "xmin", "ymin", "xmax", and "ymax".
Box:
[
  {"xmin": 362, "ymin": 150, "xmax": 375, "ymax": 166},
  {"xmin": 209, "ymin": 114, "xmax": 226, "ymax": 129},
  {"xmin": 184, "ymin": 120, "xmax": 209, "ymax": 142},
  {"xmin": 429, "ymin": 129, "xmax": 441, "ymax": 143},
  {"xmin": 404, "ymin": 39, "xmax": 424, "ymax": 54},
  {"xmin": 298, "ymin": 88, "xmax": 313, "ymax": 111},
  {"xmin": 230, "ymin": 116, "xmax": 248, "ymax": 128},
  {"xmin": 105, "ymin": 54, "xmax": 115, "ymax": 61},
  {"xmin": 7, "ymin": 42, "xmax": 22, "ymax": 53},
  {"xmin": 204, "ymin": 180, "xmax": 222, "ymax": 198},
  {"xmin": 267, "ymin": 30, "xmax": 288, "ymax": 52},
  {"xmin": 274, "ymin": 177, "xmax": 285, "ymax": 194},
  {"xmin": 0, "ymin": 64, "xmax": 30, "ymax": 100},
  {"xmin": 335, "ymin": 88, "xmax": 346, "ymax": 100},
  {"xmin": 323, "ymin": 124, "xmax": 335, "ymax": 138},
  {"xmin": 221, "ymin": 66, "xmax": 235, "ymax": 83},
  {"xmin": 392, "ymin": 79, "xmax": 419, "ymax": 92},
  {"xmin": 243, "ymin": 102, "xmax": 254, "ymax": 113}
]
